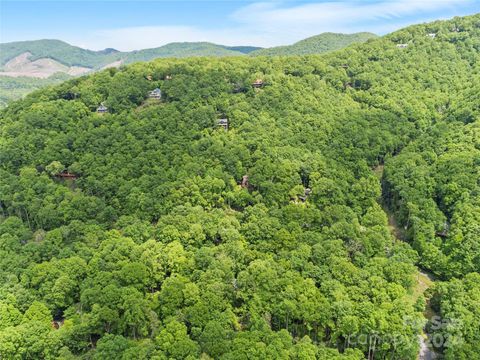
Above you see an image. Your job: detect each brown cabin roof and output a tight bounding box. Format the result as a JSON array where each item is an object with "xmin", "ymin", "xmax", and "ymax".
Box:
[{"xmin": 56, "ymin": 172, "xmax": 77, "ymax": 179}]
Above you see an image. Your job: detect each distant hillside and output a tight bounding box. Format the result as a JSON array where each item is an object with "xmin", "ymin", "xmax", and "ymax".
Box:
[
  {"xmin": 122, "ymin": 42, "xmax": 249, "ymax": 63},
  {"xmin": 250, "ymin": 32, "xmax": 378, "ymax": 56},
  {"xmin": 223, "ymin": 45, "xmax": 262, "ymax": 54},
  {"xmin": 0, "ymin": 73, "xmax": 71, "ymax": 108}
]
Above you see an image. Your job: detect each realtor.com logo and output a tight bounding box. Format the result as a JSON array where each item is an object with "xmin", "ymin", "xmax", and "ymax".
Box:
[{"xmin": 346, "ymin": 316, "xmax": 463, "ymax": 350}]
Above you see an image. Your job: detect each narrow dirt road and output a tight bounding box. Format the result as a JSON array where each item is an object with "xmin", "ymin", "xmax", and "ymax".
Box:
[
  {"xmin": 418, "ymin": 335, "xmax": 437, "ymax": 360},
  {"xmin": 374, "ymin": 165, "xmax": 438, "ymax": 360},
  {"xmin": 416, "ymin": 271, "xmax": 437, "ymax": 360}
]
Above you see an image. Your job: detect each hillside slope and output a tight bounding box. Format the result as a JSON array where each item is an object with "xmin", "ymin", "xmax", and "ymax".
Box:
[
  {"xmin": 250, "ymin": 32, "xmax": 377, "ymax": 56},
  {"xmin": 0, "ymin": 13, "xmax": 478, "ymax": 359},
  {"xmin": 0, "ymin": 33, "xmax": 374, "ymax": 105}
]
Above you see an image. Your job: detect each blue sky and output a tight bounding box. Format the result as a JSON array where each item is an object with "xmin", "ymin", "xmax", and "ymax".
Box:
[{"xmin": 1, "ymin": 1, "xmax": 478, "ymax": 50}]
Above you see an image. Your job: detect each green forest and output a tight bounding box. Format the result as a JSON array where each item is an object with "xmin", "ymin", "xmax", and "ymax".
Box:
[
  {"xmin": 0, "ymin": 13, "xmax": 479, "ymax": 359},
  {"xmin": 250, "ymin": 32, "xmax": 377, "ymax": 56}
]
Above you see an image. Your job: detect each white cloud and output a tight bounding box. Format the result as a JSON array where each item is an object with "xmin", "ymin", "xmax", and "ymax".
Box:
[
  {"xmin": 64, "ymin": 0, "xmax": 474, "ymax": 51},
  {"xmin": 233, "ymin": 0, "xmax": 470, "ymax": 24},
  {"xmin": 231, "ymin": 0, "xmax": 473, "ymax": 36}
]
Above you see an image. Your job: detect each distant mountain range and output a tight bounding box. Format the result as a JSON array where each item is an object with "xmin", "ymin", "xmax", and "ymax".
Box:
[
  {"xmin": 0, "ymin": 32, "xmax": 377, "ymax": 78},
  {"xmin": 0, "ymin": 40, "xmax": 260, "ymax": 78},
  {"xmin": 0, "ymin": 40, "xmax": 261, "ymax": 79},
  {"xmin": 0, "ymin": 33, "xmax": 376, "ymax": 106}
]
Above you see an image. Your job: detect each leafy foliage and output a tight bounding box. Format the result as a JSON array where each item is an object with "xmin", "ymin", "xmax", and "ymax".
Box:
[{"xmin": 0, "ymin": 13, "xmax": 478, "ymax": 359}]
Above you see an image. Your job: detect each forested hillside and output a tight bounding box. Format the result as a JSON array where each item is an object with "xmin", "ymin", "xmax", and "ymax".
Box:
[
  {"xmin": 121, "ymin": 42, "xmax": 255, "ymax": 63},
  {"xmin": 0, "ymin": 33, "xmax": 372, "ymax": 106},
  {"xmin": 0, "ymin": 14, "xmax": 478, "ymax": 359},
  {"xmin": 250, "ymin": 32, "xmax": 377, "ymax": 56}
]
